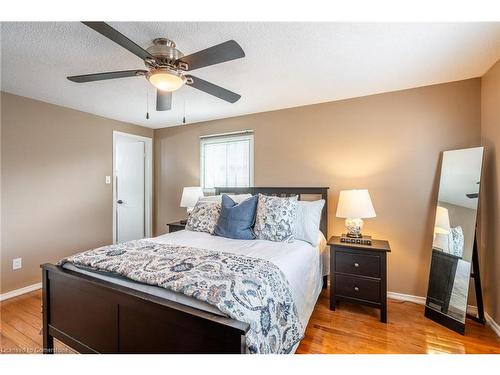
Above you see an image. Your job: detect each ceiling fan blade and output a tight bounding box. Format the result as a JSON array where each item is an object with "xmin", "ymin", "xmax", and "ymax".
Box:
[
  {"xmin": 67, "ymin": 69, "xmax": 147, "ymax": 83},
  {"xmin": 156, "ymin": 90, "xmax": 172, "ymax": 111},
  {"xmin": 177, "ymin": 40, "xmax": 245, "ymax": 71},
  {"xmin": 186, "ymin": 75, "xmax": 241, "ymax": 103},
  {"xmin": 82, "ymin": 22, "xmax": 156, "ymax": 61}
]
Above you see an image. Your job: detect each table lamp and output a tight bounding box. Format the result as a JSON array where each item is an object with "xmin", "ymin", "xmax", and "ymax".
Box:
[
  {"xmin": 336, "ymin": 189, "xmax": 376, "ymax": 238},
  {"xmin": 434, "ymin": 206, "xmax": 451, "ymax": 235},
  {"xmin": 433, "ymin": 205, "xmax": 450, "ymax": 250},
  {"xmin": 180, "ymin": 187, "xmax": 204, "ymax": 224}
]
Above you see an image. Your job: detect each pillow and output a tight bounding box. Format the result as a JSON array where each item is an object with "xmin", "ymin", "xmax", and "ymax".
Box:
[
  {"xmin": 293, "ymin": 199, "xmax": 325, "ymax": 246},
  {"xmin": 214, "ymin": 194, "xmax": 258, "ymax": 240},
  {"xmin": 185, "ymin": 201, "xmax": 221, "ymax": 234},
  {"xmin": 448, "ymin": 226, "xmax": 465, "ymax": 258},
  {"xmin": 199, "ymin": 194, "xmax": 252, "ymax": 204},
  {"xmin": 318, "ymin": 231, "xmax": 329, "ymax": 276},
  {"xmin": 254, "ymin": 194, "xmax": 298, "ymax": 242}
]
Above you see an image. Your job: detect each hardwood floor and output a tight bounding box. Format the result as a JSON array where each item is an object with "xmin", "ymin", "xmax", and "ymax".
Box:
[
  {"xmin": 1, "ymin": 288, "xmax": 499, "ymax": 354},
  {"xmin": 0, "ymin": 290, "xmax": 74, "ymax": 354},
  {"xmin": 297, "ymin": 290, "xmax": 500, "ymax": 353}
]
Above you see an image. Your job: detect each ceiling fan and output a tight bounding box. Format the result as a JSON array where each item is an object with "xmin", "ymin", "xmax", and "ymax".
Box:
[{"xmin": 67, "ymin": 22, "xmax": 245, "ymax": 111}]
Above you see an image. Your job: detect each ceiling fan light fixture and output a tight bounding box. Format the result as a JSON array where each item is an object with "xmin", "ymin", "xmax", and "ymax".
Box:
[
  {"xmin": 70, "ymin": 23, "xmax": 245, "ymax": 111},
  {"xmin": 147, "ymin": 68, "xmax": 186, "ymax": 92}
]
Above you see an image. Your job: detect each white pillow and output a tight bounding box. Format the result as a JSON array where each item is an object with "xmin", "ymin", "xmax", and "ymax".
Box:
[
  {"xmin": 199, "ymin": 194, "xmax": 252, "ymax": 204},
  {"xmin": 293, "ymin": 199, "xmax": 325, "ymax": 246},
  {"xmin": 318, "ymin": 231, "xmax": 329, "ymax": 276}
]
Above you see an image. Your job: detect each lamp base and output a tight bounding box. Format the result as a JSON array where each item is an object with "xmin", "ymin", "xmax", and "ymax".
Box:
[
  {"xmin": 341, "ymin": 234, "xmax": 372, "ymax": 245},
  {"xmin": 345, "ymin": 218, "xmax": 364, "ymax": 238}
]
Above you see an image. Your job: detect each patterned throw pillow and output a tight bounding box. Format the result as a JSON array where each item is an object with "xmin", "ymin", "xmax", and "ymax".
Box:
[
  {"xmin": 254, "ymin": 194, "xmax": 299, "ymax": 242},
  {"xmin": 185, "ymin": 201, "xmax": 221, "ymax": 234},
  {"xmin": 448, "ymin": 226, "xmax": 465, "ymax": 258}
]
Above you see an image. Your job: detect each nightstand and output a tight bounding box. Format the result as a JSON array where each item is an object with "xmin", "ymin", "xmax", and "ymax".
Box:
[
  {"xmin": 166, "ymin": 221, "xmax": 186, "ymax": 233},
  {"xmin": 329, "ymin": 236, "xmax": 391, "ymax": 323}
]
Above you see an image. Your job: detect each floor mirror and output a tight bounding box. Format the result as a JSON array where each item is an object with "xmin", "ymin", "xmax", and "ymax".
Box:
[{"xmin": 424, "ymin": 147, "xmax": 485, "ymax": 334}]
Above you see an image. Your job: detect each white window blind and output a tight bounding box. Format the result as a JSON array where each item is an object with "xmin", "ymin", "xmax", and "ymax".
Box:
[{"xmin": 200, "ymin": 132, "xmax": 254, "ymax": 190}]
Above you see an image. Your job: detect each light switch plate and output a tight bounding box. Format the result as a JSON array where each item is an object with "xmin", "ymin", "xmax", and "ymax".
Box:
[
  {"xmin": 105, "ymin": 176, "xmax": 111, "ymax": 184},
  {"xmin": 13, "ymin": 258, "xmax": 22, "ymax": 270}
]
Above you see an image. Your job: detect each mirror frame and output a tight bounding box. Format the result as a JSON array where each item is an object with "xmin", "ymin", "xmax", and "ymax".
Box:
[{"xmin": 424, "ymin": 147, "xmax": 484, "ymax": 335}]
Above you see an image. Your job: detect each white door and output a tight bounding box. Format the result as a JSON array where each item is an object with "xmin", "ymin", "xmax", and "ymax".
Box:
[{"xmin": 115, "ymin": 137, "xmax": 145, "ymax": 243}]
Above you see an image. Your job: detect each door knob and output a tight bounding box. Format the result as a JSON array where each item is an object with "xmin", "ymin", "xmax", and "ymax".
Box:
[{"xmin": 117, "ymin": 200, "xmax": 124, "ymax": 204}]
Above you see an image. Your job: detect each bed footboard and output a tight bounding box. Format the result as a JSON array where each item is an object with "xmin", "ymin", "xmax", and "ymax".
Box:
[{"xmin": 41, "ymin": 264, "xmax": 249, "ymax": 354}]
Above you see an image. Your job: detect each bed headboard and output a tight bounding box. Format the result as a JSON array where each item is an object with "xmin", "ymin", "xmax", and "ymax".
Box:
[{"xmin": 214, "ymin": 187, "xmax": 329, "ymax": 238}]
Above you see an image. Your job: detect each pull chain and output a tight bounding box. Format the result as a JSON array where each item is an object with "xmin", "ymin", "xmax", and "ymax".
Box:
[
  {"xmin": 146, "ymin": 85, "xmax": 150, "ymax": 120},
  {"xmin": 182, "ymin": 95, "xmax": 186, "ymax": 124}
]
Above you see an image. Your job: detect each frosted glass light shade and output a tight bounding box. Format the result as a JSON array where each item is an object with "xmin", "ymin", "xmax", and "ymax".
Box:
[
  {"xmin": 180, "ymin": 187, "xmax": 204, "ymax": 208},
  {"xmin": 434, "ymin": 206, "xmax": 451, "ymax": 235},
  {"xmin": 148, "ymin": 69, "xmax": 186, "ymax": 91},
  {"xmin": 336, "ymin": 189, "xmax": 376, "ymax": 219}
]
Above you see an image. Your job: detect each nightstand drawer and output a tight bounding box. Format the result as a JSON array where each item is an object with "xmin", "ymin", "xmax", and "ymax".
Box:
[
  {"xmin": 335, "ymin": 274, "xmax": 380, "ymax": 303},
  {"xmin": 335, "ymin": 250, "xmax": 380, "ymax": 278}
]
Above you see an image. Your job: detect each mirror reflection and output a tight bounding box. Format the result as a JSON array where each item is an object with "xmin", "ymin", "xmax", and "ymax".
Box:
[{"xmin": 426, "ymin": 147, "xmax": 483, "ymax": 323}]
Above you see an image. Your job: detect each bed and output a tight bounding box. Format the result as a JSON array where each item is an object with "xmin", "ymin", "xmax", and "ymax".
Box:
[{"xmin": 41, "ymin": 187, "xmax": 329, "ymax": 354}]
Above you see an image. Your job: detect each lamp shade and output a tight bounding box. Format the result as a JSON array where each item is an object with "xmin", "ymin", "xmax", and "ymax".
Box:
[
  {"xmin": 336, "ymin": 189, "xmax": 376, "ymax": 219},
  {"xmin": 180, "ymin": 187, "xmax": 204, "ymax": 208},
  {"xmin": 434, "ymin": 206, "xmax": 451, "ymax": 235}
]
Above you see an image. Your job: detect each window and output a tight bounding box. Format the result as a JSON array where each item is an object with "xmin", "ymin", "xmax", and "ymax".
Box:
[{"xmin": 200, "ymin": 132, "xmax": 254, "ymax": 190}]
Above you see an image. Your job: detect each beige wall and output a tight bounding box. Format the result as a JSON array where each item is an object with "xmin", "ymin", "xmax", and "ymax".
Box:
[
  {"xmin": 154, "ymin": 78, "xmax": 481, "ymax": 298},
  {"xmin": 0, "ymin": 92, "xmax": 153, "ymax": 293},
  {"xmin": 480, "ymin": 59, "xmax": 500, "ymax": 323}
]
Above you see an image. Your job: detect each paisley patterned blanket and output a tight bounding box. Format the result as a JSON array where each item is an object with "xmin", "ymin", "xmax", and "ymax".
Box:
[{"xmin": 58, "ymin": 240, "xmax": 304, "ymax": 354}]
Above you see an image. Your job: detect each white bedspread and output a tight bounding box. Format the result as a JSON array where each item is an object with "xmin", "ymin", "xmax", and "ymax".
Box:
[{"xmin": 63, "ymin": 230, "xmax": 326, "ymax": 335}]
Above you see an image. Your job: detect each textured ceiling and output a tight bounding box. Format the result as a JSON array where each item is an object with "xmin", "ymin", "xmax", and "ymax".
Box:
[{"xmin": 1, "ymin": 22, "xmax": 499, "ymax": 129}]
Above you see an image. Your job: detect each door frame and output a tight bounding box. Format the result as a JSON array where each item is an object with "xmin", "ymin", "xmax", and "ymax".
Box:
[{"xmin": 112, "ymin": 131, "xmax": 153, "ymax": 244}]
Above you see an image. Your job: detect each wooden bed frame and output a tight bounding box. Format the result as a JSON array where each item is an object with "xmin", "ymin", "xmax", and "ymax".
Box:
[{"xmin": 41, "ymin": 187, "xmax": 329, "ymax": 354}]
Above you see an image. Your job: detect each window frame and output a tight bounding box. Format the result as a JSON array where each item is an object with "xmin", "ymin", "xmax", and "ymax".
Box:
[{"xmin": 199, "ymin": 133, "xmax": 254, "ymax": 192}]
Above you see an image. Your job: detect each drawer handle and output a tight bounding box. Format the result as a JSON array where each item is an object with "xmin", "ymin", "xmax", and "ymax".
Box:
[
  {"xmin": 354, "ymin": 262, "xmax": 360, "ymax": 268},
  {"xmin": 354, "ymin": 286, "xmax": 359, "ymax": 292}
]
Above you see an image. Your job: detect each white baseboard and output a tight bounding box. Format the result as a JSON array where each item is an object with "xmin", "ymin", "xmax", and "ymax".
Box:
[
  {"xmin": 387, "ymin": 291, "xmax": 426, "ymax": 305},
  {"xmin": 486, "ymin": 312, "xmax": 500, "ymax": 337},
  {"xmin": 0, "ymin": 283, "xmax": 42, "ymax": 302},
  {"xmin": 464, "ymin": 305, "xmax": 500, "ymax": 337},
  {"xmin": 387, "ymin": 291, "xmax": 500, "ymax": 338}
]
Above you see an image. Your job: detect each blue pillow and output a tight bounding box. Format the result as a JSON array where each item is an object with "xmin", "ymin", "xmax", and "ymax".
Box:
[{"xmin": 214, "ymin": 194, "xmax": 258, "ymax": 240}]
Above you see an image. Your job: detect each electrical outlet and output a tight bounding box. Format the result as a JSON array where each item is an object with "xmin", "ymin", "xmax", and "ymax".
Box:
[
  {"xmin": 12, "ymin": 258, "xmax": 22, "ymax": 270},
  {"xmin": 105, "ymin": 176, "xmax": 111, "ymax": 184}
]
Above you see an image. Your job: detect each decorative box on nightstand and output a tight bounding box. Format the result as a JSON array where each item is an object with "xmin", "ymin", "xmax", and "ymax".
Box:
[
  {"xmin": 329, "ymin": 235, "xmax": 391, "ymax": 323},
  {"xmin": 166, "ymin": 221, "xmax": 186, "ymax": 233}
]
